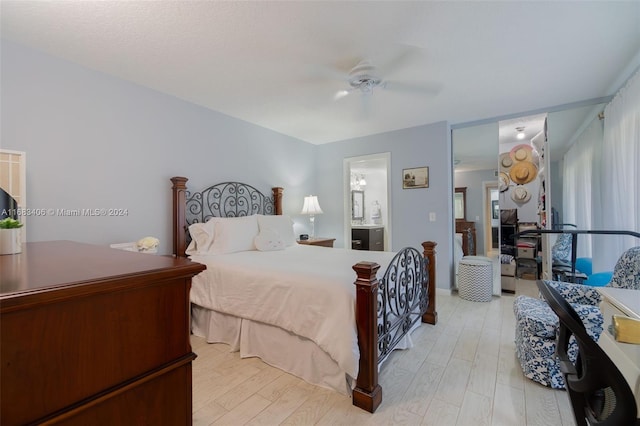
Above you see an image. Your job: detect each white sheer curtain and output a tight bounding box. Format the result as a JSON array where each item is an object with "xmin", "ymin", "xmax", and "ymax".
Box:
[
  {"xmin": 562, "ymin": 118, "xmax": 602, "ymax": 258},
  {"xmin": 592, "ymin": 69, "xmax": 640, "ymax": 272}
]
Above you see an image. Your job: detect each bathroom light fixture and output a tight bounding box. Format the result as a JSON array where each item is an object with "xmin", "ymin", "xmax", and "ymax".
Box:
[
  {"xmin": 516, "ymin": 127, "xmax": 526, "ymax": 140},
  {"xmin": 301, "ymin": 195, "xmax": 323, "ymax": 238},
  {"xmin": 359, "ymin": 175, "xmax": 367, "ymax": 186}
]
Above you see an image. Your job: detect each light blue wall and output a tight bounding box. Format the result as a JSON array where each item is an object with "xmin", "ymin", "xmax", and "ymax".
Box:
[
  {"xmin": 2, "ymin": 40, "xmax": 455, "ymax": 289},
  {"xmin": 1, "ymin": 41, "xmax": 316, "ymax": 253},
  {"xmin": 316, "ymin": 123, "xmax": 453, "ymax": 289}
]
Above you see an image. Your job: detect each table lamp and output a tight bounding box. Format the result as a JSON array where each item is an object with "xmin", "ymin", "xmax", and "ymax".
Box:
[{"xmin": 301, "ymin": 195, "xmax": 323, "ymax": 238}]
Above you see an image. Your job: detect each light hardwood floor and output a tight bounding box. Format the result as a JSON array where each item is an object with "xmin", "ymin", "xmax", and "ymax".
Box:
[{"xmin": 191, "ymin": 280, "xmax": 575, "ymax": 426}]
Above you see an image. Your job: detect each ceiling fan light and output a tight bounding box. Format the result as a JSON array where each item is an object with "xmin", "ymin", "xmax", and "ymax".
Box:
[{"xmin": 334, "ymin": 89, "xmax": 350, "ymax": 100}]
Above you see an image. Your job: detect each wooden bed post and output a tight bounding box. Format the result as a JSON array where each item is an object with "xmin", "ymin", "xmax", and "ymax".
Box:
[
  {"xmin": 422, "ymin": 241, "xmax": 438, "ymax": 325},
  {"xmin": 272, "ymin": 187, "xmax": 283, "ymax": 215},
  {"xmin": 171, "ymin": 176, "xmax": 188, "ymax": 258},
  {"xmin": 352, "ymin": 261, "xmax": 382, "ymax": 413}
]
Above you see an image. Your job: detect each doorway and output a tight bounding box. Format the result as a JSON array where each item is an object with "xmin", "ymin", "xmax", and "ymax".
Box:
[
  {"xmin": 343, "ymin": 153, "xmax": 391, "ymax": 250},
  {"xmin": 484, "ymin": 182, "xmax": 499, "ymax": 256}
]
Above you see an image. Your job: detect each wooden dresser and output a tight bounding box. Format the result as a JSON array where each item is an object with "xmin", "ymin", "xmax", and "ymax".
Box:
[{"xmin": 0, "ymin": 241, "xmax": 206, "ymax": 425}]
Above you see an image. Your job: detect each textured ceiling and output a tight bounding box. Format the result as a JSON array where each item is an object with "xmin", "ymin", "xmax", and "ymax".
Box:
[{"xmin": 1, "ymin": 1, "xmax": 639, "ymax": 145}]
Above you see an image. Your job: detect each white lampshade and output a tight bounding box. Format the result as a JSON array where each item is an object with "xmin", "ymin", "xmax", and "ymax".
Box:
[{"xmin": 301, "ymin": 195, "xmax": 323, "ymax": 215}]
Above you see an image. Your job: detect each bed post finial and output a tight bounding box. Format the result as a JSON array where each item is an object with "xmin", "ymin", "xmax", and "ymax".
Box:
[
  {"xmin": 171, "ymin": 177, "xmax": 188, "ymax": 257},
  {"xmin": 352, "ymin": 261, "xmax": 382, "ymax": 413},
  {"xmin": 421, "ymin": 241, "xmax": 438, "ymax": 325},
  {"xmin": 272, "ymin": 187, "xmax": 283, "ymax": 215}
]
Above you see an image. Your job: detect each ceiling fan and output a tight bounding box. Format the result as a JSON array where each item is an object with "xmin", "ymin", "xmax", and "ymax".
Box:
[
  {"xmin": 331, "ymin": 52, "xmax": 442, "ymax": 105},
  {"xmin": 333, "ymin": 60, "xmax": 383, "ymax": 100}
]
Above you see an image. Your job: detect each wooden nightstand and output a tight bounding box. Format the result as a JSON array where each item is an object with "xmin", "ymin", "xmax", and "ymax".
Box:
[{"xmin": 297, "ymin": 237, "xmax": 335, "ymax": 248}]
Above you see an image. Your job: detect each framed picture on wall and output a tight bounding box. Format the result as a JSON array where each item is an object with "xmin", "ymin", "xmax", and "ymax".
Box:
[
  {"xmin": 492, "ymin": 200, "xmax": 499, "ymax": 219},
  {"xmin": 402, "ymin": 167, "xmax": 429, "ymax": 189}
]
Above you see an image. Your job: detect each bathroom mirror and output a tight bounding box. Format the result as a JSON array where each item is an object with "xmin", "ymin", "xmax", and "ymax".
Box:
[{"xmin": 351, "ymin": 190, "xmax": 364, "ymax": 220}]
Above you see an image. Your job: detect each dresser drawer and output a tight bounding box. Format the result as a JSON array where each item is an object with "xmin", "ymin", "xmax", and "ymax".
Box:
[
  {"xmin": 370, "ymin": 228, "xmax": 383, "ymax": 251},
  {"xmin": 501, "ymin": 263, "xmax": 516, "ymax": 276},
  {"xmin": 351, "ymin": 227, "xmax": 384, "ymax": 251},
  {"xmin": 517, "ymin": 247, "xmax": 536, "ymax": 259}
]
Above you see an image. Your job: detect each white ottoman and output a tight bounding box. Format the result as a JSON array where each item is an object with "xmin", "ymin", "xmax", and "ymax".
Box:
[
  {"xmin": 458, "ymin": 257, "xmax": 493, "ymax": 302},
  {"xmin": 465, "ymin": 255, "xmax": 500, "ymax": 295}
]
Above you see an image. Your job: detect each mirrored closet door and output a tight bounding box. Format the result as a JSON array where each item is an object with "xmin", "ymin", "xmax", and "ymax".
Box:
[
  {"xmin": 452, "ymin": 99, "xmax": 608, "ymax": 293},
  {"xmin": 497, "ymin": 114, "xmax": 547, "ymax": 292},
  {"xmin": 452, "ymin": 122, "xmax": 499, "ymax": 258}
]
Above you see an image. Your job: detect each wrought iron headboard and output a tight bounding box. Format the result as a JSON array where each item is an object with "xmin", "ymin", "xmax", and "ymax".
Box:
[
  {"xmin": 185, "ymin": 181, "xmax": 275, "ymax": 227},
  {"xmin": 170, "ymin": 177, "xmax": 283, "ymax": 257}
]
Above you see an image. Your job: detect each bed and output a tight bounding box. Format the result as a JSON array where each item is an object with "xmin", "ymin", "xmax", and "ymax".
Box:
[{"xmin": 170, "ymin": 177, "xmax": 437, "ymax": 413}]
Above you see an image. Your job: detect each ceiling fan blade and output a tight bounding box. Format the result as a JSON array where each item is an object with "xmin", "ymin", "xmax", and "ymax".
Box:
[
  {"xmin": 301, "ymin": 65, "xmax": 350, "ymax": 89},
  {"xmin": 309, "ymin": 63, "xmax": 351, "ymax": 82},
  {"xmin": 378, "ymin": 44, "xmax": 427, "ymax": 77},
  {"xmin": 333, "ymin": 87, "xmax": 356, "ymax": 101},
  {"xmin": 383, "ymin": 80, "xmax": 442, "ymax": 96}
]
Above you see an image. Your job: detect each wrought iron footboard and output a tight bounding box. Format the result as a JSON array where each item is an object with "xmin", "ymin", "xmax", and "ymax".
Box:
[{"xmin": 377, "ymin": 247, "xmax": 429, "ymax": 364}]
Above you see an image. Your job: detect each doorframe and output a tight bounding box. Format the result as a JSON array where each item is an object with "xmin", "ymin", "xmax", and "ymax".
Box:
[
  {"xmin": 343, "ymin": 152, "xmax": 392, "ymax": 250},
  {"xmin": 483, "ymin": 180, "xmax": 499, "ymax": 255}
]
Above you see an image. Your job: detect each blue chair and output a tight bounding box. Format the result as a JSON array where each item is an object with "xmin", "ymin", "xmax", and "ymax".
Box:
[
  {"xmin": 575, "ymin": 257, "xmax": 592, "ymax": 276},
  {"xmin": 575, "ymin": 257, "xmax": 613, "ymax": 287},
  {"xmin": 583, "ymin": 271, "xmax": 613, "ymax": 287}
]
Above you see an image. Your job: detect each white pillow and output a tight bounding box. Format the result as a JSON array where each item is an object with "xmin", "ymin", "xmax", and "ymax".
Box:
[
  {"xmin": 257, "ymin": 214, "xmax": 295, "ymax": 246},
  {"xmin": 254, "ymin": 229, "xmax": 285, "ymax": 252},
  {"xmin": 185, "ymin": 221, "xmax": 216, "ymax": 255},
  {"xmin": 209, "ymin": 215, "xmax": 259, "ymax": 254}
]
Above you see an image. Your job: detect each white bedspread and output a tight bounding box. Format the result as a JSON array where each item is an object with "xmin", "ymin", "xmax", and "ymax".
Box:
[{"xmin": 189, "ymin": 244, "xmax": 396, "ymax": 378}]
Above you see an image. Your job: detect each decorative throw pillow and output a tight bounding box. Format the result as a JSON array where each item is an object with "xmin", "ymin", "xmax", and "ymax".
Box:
[
  {"xmin": 257, "ymin": 214, "xmax": 295, "ymax": 246},
  {"xmin": 254, "ymin": 229, "xmax": 285, "ymax": 252}
]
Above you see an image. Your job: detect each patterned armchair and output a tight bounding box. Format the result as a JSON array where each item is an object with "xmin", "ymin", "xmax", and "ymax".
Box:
[{"xmin": 513, "ymin": 246, "xmax": 640, "ymax": 388}]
